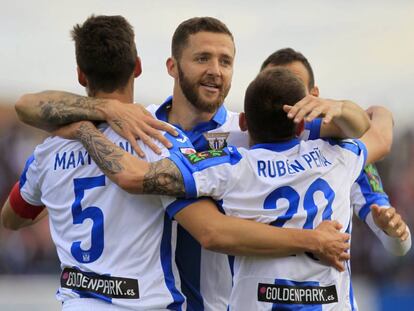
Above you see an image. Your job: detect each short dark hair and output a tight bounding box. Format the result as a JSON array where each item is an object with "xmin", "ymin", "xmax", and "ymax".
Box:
[
  {"xmin": 171, "ymin": 17, "xmax": 234, "ymax": 59},
  {"xmin": 260, "ymin": 48, "xmax": 315, "ymax": 90},
  {"xmin": 244, "ymin": 67, "xmax": 306, "ymax": 143},
  {"xmin": 71, "ymin": 15, "xmax": 137, "ymax": 95}
]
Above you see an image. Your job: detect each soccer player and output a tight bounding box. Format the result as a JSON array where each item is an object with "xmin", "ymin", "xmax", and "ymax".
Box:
[
  {"xmin": 10, "ymin": 17, "xmax": 390, "ymax": 310},
  {"xmin": 2, "ymin": 17, "xmax": 355, "ymax": 311},
  {"xmin": 1, "ymin": 15, "xmax": 192, "ymax": 310},
  {"xmin": 54, "ymin": 67, "xmax": 410, "ymax": 309},
  {"xmin": 260, "ymin": 48, "xmax": 411, "ymax": 256}
]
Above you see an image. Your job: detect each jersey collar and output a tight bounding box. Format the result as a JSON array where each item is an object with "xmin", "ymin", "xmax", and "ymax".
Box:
[
  {"xmin": 251, "ymin": 138, "xmax": 300, "ymax": 152},
  {"xmin": 155, "ymin": 96, "xmax": 227, "ymax": 127}
]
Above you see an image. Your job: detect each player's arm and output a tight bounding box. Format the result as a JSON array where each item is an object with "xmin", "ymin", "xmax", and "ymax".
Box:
[
  {"xmin": 360, "ymin": 106, "xmax": 393, "ymax": 164},
  {"xmin": 283, "ymin": 95, "xmax": 370, "ymax": 138},
  {"xmin": 1, "ymin": 183, "xmax": 47, "ymax": 230},
  {"xmin": 15, "ymin": 91, "xmax": 177, "ymax": 156},
  {"xmin": 370, "ymin": 204, "xmax": 411, "ymax": 256},
  {"xmin": 351, "ymin": 166, "xmax": 410, "ymax": 256},
  {"xmin": 173, "ymin": 198, "xmax": 350, "ymax": 271},
  {"xmin": 54, "ymin": 121, "xmax": 186, "ymax": 196}
]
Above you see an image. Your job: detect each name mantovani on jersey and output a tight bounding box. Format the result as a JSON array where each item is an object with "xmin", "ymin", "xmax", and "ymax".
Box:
[
  {"xmin": 18, "ymin": 124, "xmax": 193, "ymax": 310},
  {"xmin": 169, "ymin": 138, "xmax": 367, "ymax": 310}
]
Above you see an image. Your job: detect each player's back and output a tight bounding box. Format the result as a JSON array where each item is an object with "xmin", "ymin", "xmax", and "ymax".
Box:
[
  {"xmin": 20, "ymin": 125, "xmax": 185, "ymax": 310},
  {"xmin": 172, "ymin": 137, "xmax": 366, "ymax": 310}
]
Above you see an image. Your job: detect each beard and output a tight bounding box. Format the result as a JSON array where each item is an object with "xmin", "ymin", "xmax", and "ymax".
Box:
[{"xmin": 177, "ymin": 63, "xmax": 230, "ymax": 113}]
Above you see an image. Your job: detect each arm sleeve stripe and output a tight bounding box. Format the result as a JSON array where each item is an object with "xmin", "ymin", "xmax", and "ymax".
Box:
[
  {"xmin": 9, "ymin": 182, "xmax": 45, "ymax": 220},
  {"xmin": 168, "ymin": 154, "xmax": 197, "ymax": 198},
  {"xmin": 165, "ymin": 198, "xmax": 203, "ymax": 219},
  {"xmin": 19, "ymin": 154, "xmax": 35, "ymax": 188}
]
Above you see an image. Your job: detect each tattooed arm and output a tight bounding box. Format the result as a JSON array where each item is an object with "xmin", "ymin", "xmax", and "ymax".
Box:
[
  {"xmin": 55, "ymin": 121, "xmax": 185, "ymax": 196},
  {"xmin": 15, "ymin": 91, "xmax": 112, "ymax": 131},
  {"xmin": 15, "ymin": 91, "xmax": 178, "ymax": 156}
]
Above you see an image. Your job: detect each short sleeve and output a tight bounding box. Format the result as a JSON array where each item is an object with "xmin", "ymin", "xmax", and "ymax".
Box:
[
  {"xmin": 351, "ymin": 164, "xmax": 391, "ymax": 222},
  {"xmin": 334, "ymin": 139, "xmax": 368, "ymax": 183},
  {"xmin": 19, "ymin": 153, "xmax": 43, "ymax": 206},
  {"xmin": 168, "ymin": 146, "xmax": 243, "ymax": 199}
]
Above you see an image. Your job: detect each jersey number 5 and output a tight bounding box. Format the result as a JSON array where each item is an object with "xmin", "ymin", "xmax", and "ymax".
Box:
[{"xmin": 71, "ymin": 175, "xmax": 106, "ymax": 263}]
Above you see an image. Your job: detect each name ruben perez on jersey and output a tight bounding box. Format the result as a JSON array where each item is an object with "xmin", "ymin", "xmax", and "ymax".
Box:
[
  {"xmin": 257, "ymin": 147, "xmax": 332, "ymax": 178},
  {"xmin": 54, "ymin": 141, "xmax": 135, "ymax": 170}
]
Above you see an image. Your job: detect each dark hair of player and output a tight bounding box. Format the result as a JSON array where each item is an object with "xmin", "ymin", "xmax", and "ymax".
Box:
[
  {"xmin": 244, "ymin": 67, "xmax": 306, "ymax": 143},
  {"xmin": 171, "ymin": 17, "xmax": 234, "ymax": 60},
  {"xmin": 71, "ymin": 15, "xmax": 137, "ymax": 95},
  {"xmin": 260, "ymin": 48, "xmax": 315, "ymax": 90}
]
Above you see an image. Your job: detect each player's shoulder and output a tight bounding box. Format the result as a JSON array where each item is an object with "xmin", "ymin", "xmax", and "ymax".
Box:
[
  {"xmin": 145, "ymin": 103, "xmax": 161, "ymax": 117},
  {"xmin": 324, "ymin": 138, "xmax": 366, "ymax": 156},
  {"xmin": 214, "ymin": 108, "xmax": 240, "ymax": 131},
  {"xmin": 176, "ymin": 145, "xmax": 244, "ymax": 171}
]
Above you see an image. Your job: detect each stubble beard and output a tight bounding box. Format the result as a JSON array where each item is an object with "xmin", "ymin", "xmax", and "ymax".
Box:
[{"xmin": 177, "ymin": 63, "xmax": 230, "ymax": 114}]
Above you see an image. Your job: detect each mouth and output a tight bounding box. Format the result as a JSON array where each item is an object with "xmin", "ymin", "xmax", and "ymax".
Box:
[{"xmin": 200, "ymin": 81, "xmax": 221, "ymax": 93}]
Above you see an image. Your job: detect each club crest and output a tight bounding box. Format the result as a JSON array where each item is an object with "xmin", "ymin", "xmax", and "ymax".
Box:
[{"xmin": 203, "ymin": 132, "xmax": 230, "ymax": 150}]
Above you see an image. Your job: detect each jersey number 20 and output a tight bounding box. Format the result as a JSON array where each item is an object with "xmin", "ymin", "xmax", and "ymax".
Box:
[{"xmin": 264, "ymin": 178, "xmax": 335, "ymax": 229}]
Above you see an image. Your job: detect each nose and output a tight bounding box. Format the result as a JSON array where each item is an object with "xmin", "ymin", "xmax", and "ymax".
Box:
[{"xmin": 206, "ymin": 58, "xmax": 221, "ymax": 77}]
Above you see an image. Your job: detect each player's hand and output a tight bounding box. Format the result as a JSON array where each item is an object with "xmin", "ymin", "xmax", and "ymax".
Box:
[
  {"xmin": 103, "ymin": 102, "xmax": 178, "ymax": 157},
  {"xmin": 371, "ymin": 205, "xmax": 409, "ymax": 241},
  {"xmin": 283, "ymin": 95, "xmax": 343, "ymax": 124},
  {"xmin": 53, "ymin": 121, "xmax": 95, "ymax": 140},
  {"xmin": 313, "ymin": 220, "xmax": 350, "ymax": 272}
]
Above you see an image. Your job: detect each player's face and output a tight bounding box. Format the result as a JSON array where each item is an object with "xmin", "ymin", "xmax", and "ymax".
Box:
[{"xmin": 176, "ymin": 31, "xmax": 235, "ymax": 113}]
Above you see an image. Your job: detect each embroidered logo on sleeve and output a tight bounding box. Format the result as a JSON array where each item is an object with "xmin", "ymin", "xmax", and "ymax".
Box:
[
  {"xmin": 184, "ymin": 149, "xmax": 227, "ymax": 164},
  {"xmin": 364, "ymin": 164, "xmax": 385, "ymax": 193}
]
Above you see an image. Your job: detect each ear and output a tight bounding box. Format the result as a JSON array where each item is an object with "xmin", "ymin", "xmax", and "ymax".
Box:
[
  {"xmin": 166, "ymin": 57, "xmax": 178, "ymax": 78},
  {"xmin": 134, "ymin": 57, "xmax": 142, "ymax": 78},
  {"xmin": 310, "ymin": 85, "xmax": 320, "ymax": 97},
  {"xmin": 239, "ymin": 112, "xmax": 248, "ymax": 132},
  {"xmin": 77, "ymin": 67, "xmax": 87, "ymax": 87}
]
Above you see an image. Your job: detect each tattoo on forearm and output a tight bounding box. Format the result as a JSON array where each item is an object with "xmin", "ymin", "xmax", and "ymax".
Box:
[
  {"xmin": 111, "ymin": 119, "xmax": 124, "ymax": 131},
  {"xmin": 39, "ymin": 94, "xmax": 104, "ymax": 125},
  {"xmin": 143, "ymin": 159, "xmax": 186, "ymax": 197},
  {"xmin": 76, "ymin": 123, "xmax": 124, "ymax": 174}
]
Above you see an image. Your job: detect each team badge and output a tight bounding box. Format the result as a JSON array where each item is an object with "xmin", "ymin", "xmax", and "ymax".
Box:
[
  {"xmin": 184, "ymin": 149, "xmax": 228, "ymax": 164},
  {"xmin": 203, "ymin": 132, "xmax": 229, "ymax": 150},
  {"xmin": 364, "ymin": 164, "xmax": 385, "ymax": 193}
]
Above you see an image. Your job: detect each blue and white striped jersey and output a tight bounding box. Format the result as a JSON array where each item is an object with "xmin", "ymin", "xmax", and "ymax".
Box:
[
  {"xmin": 302, "ymin": 119, "xmax": 413, "ymax": 255},
  {"xmin": 169, "ymin": 138, "xmax": 367, "ymax": 310},
  {"xmin": 19, "ymin": 124, "xmax": 191, "ymax": 310},
  {"xmin": 147, "ymin": 98, "xmax": 246, "ymax": 311}
]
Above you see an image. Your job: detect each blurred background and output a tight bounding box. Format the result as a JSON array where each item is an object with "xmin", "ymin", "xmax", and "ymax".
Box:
[{"xmin": 0, "ymin": 1, "xmax": 413, "ymax": 310}]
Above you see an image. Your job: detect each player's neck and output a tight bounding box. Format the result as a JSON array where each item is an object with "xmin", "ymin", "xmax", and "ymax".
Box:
[
  {"xmin": 91, "ymin": 80, "xmax": 134, "ymax": 103},
  {"xmin": 168, "ymin": 86, "xmax": 217, "ymax": 131}
]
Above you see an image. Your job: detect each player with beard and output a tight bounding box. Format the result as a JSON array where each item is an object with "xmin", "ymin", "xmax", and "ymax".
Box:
[{"xmin": 11, "ymin": 17, "xmax": 390, "ymax": 310}]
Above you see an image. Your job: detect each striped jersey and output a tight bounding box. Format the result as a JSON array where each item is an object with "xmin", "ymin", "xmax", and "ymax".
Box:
[
  {"xmin": 169, "ymin": 138, "xmax": 367, "ymax": 310},
  {"xmin": 18, "ymin": 124, "xmax": 192, "ymax": 310},
  {"xmin": 147, "ymin": 98, "xmax": 246, "ymax": 310}
]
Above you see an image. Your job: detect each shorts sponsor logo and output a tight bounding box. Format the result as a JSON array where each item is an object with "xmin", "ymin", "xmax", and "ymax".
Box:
[
  {"xmin": 184, "ymin": 149, "xmax": 227, "ymax": 164},
  {"xmin": 61, "ymin": 267, "xmax": 139, "ymax": 299},
  {"xmin": 257, "ymin": 283, "xmax": 338, "ymax": 304}
]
